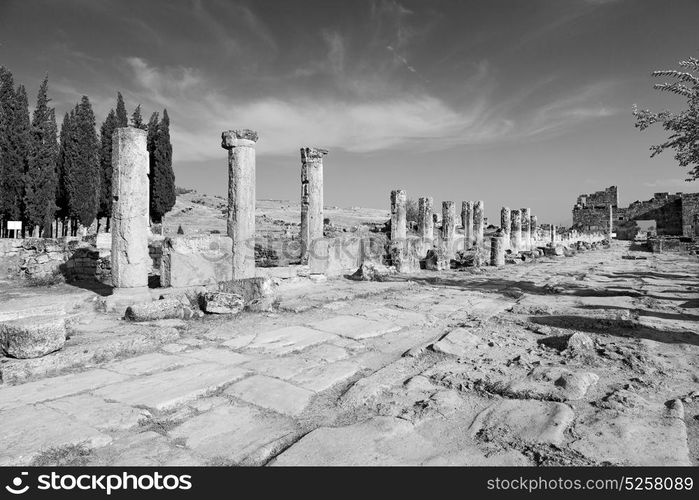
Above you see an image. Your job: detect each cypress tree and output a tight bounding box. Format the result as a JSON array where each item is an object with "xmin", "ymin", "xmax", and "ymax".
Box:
[
  {"xmin": 98, "ymin": 109, "xmax": 118, "ymax": 224},
  {"xmin": 24, "ymin": 76, "xmax": 58, "ymax": 236},
  {"xmin": 65, "ymin": 96, "xmax": 100, "ymax": 227},
  {"xmin": 56, "ymin": 111, "xmax": 75, "ymax": 232},
  {"xmin": 0, "ymin": 66, "xmax": 14, "ymax": 232},
  {"xmin": 150, "ymin": 109, "xmax": 175, "ymax": 222},
  {"xmin": 131, "ymin": 104, "xmax": 146, "ymax": 130},
  {"xmin": 3, "ymin": 84, "xmax": 31, "ymax": 228},
  {"xmin": 115, "ymin": 92, "xmax": 128, "ymax": 128},
  {"xmin": 146, "ymin": 111, "xmax": 159, "ymax": 222}
]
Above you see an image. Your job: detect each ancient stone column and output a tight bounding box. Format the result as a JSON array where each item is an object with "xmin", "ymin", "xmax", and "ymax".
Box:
[
  {"xmin": 418, "ymin": 197, "xmax": 434, "ymax": 240},
  {"xmin": 442, "ymin": 201, "xmax": 456, "ymax": 257},
  {"xmin": 490, "ymin": 235, "xmax": 505, "ymax": 267},
  {"xmin": 463, "ymin": 201, "xmax": 474, "ymax": 249},
  {"xmin": 551, "ymin": 224, "xmax": 557, "ymax": 244},
  {"xmin": 111, "ymin": 127, "xmax": 150, "ymax": 288},
  {"xmin": 521, "ymin": 208, "xmax": 531, "ymax": 251},
  {"xmin": 607, "ymin": 205, "xmax": 613, "ymax": 243},
  {"xmin": 530, "ymin": 215, "xmax": 538, "ymax": 245},
  {"xmin": 473, "ymin": 200, "xmax": 484, "ymax": 248},
  {"xmin": 222, "ymin": 129, "xmax": 258, "ymax": 279},
  {"xmin": 694, "ymin": 214, "xmax": 699, "ymax": 239},
  {"xmin": 511, "ymin": 209, "xmax": 522, "ymax": 251},
  {"xmin": 500, "ymin": 207, "xmax": 511, "ymax": 248},
  {"xmin": 390, "ymin": 189, "xmax": 407, "ymax": 241},
  {"xmin": 300, "ymin": 147, "xmax": 327, "ymax": 263}
]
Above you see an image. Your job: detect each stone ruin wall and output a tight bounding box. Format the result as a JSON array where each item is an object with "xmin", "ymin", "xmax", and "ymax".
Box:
[
  {"xmin": 0, "ymin": 237, "xmax": 161, "ymax": 284},
  {"xmin": 573, "ymin": 186, "xmax": 699, "ymax": 240}
]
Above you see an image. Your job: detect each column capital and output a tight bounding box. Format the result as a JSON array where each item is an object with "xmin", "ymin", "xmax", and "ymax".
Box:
[
  {"xmin": 300, "ymin": 147, "xmax": 328, "ymax": 162},
  {"xmin": 222, "ymin": 129, "xmax": 258, "ymax": 149}
]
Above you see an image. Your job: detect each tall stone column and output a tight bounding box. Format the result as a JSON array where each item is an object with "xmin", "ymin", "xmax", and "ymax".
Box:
[
  {"xmin": 511, "ymin": 209, "xmax": 522, "ymax": 251},
  {"xmin": 607, "ymin": 205, "xmax": 613, "ymax": 243},
  {"xmin": 111, "ymin": 127, "xmax": 150, "ymax": 288},
  {"xmin": 300, "ymin": 147, "xmax": 327, "ymax": 263},
  {"xmin": 442, "ymin": 201, "xmax": 456, "ymax": 257},
  {"xmin": 551, "ymin": 224, "xmax": 557, "ymax": 244},
  {"xmin": 521, "ymin": 208, "xmax": 531, "ymax": 251},
  {"xmin": 490, "ymin": 235, "xmax": 505, "ymax": 267},
  {"xmin": 222, "ymin": 129, "xmax": 258, "ymax": 279},
  {"xmin": 473, "ymin": 200, "xmax": 484, "ymax": 248},
  {"xmin": 530, "ymin": 215, "xmax": 538, "ymax": 244},
  {"xmin": 463, "ymin": 201, "xmax": 474, "ymax": 249},
  {"xmin": 390, "ymin": 189, "xmax": 407, "ymax": 241},
  {"xmin": 418, "ymin": 197, "xmax": 433, "ymax": 240},
  {"xmin": 500, "ymin": 207, "xmax": 511, "ymax": 248}
]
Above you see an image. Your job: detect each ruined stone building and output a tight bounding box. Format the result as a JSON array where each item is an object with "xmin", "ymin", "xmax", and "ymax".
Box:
[{"xmin": 572, "ymin": 185, "xmax": 699, "ymax": 239}]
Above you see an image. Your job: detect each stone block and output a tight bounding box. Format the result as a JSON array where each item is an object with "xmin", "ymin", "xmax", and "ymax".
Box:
[
  {"xmin": 0, "ymin": 315, "xmax": 66, "ymax": 358},
  {"xmin": 202, "ymin": 292, "xmax": 244, "ymax": 314},
  {"xmin": 161, "ymin": 235, "xmax": 233, "ymax": 287},
  {"xmin": 124, "ymin": 298, "xmax": 185, "ymax": 322}
]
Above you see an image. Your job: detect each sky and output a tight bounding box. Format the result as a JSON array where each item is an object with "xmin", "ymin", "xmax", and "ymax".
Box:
[{"xmin": 1, "ymin": 0, "xmax": 698, "ymax": 225}]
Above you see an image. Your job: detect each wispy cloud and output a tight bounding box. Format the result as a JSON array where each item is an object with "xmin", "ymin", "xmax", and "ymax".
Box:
[{"xmin": 123, "ymin": 57, "xmax": 618, "ymax": 162}]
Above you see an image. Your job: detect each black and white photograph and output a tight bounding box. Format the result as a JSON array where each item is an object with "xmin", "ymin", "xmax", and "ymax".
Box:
[{"xmin": 0, "ymin": 0, "xmax": 697, "ymax": 494}]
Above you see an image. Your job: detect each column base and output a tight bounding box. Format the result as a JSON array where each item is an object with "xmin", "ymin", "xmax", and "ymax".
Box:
[{"xmin": 105, "ymin": 287, "xmax": 153, "ymax": 314}]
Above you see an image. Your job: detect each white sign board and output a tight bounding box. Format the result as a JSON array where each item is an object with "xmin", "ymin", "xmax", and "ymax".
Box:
[{"xmin": 7, "ymin": 221, "xmax": 22, "ymax": 231}]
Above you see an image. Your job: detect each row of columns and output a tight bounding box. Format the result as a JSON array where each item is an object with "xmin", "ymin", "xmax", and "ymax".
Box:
[{"xmin": 111, "ymin": 126, "xmax": 330, "ymax": 292}]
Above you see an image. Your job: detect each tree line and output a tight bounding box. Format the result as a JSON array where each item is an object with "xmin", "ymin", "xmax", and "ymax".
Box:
[{"xmin": 0, "ymin": 66, "xmax": 176, "ymax": 238}]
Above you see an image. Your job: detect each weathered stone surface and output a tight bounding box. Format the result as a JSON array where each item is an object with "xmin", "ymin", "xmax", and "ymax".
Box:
[
  {"xmin": 161, "ymin": 236, "xmax": 233, "ymax": 287},
  {"xmin": 289, "ymin": 360, "xmax": 360, "ymax": 393},
  {"xmin": 308, "ymin": 315, "xmax": 400, "ymax": 339},
  {"xmin": 473, "ymin": 200, "xmax": 485, "ymax": 247},
  {"xmin": 105, "ymin": 352, "xmax": 198, "ymax": 376},
  {"xmin": 222, "ymin": 129, "xmax": 257, "ymax": 279},
  {"xmin": 225, "ymin": 375, "xmax": 314, "ymax": 416},
  {"xmin": 390, "ymin": 189, "xmax": 407, "ymax": 241},
  {"xmin": 177, "ymin": 347, "xmax": 249, "ymax": 366},
  {"xmin": 469, "ymin": 399, "xmax": 575, "ymax": 446},
  {"xmin": 571, "ymin": 412, "xmax": 691, "ymax": 465},
  {"xmin": 418, "ymin": 197, "xmax": 434, "ymax": 240},
  {"xmin": 500, "ymin": 207, "xmax": 511, "ymax": 240},
  {"xmin": 442, "ymin": 201, "xmax": 456, "ymax": 257},
  {"xmin": 308, "ymin": 236, "xmax": 364, "ymax": 276},
  {"xmin": 490, "ymin": 235, "xmax": 505, "ymax": 267},
  {"xmin": 96, "ymin": 431, "xmax": 200, "ymax": 466},
  {"xmin": 340, "ymin": 357, "xmax": 424, "ymax": 408},
  {"xmin": 566, "ymin": 332, "xmax": 594, "ymax": 353},
  {"xmin": 202, "ymin": 292, "xmax": 244, "ymax": 314},
  {"xmin": 431, "ymin": 328, "xmax": 482, "ymax": 357},
  {"xmin": 300, "ymin": 147, "xmax": 327, "ymax": 262},
  {"xmin": 43, "ymin": 394, "xmax": 148, "ymax": 431},
  {"xmin": 169, "ymin": 403, "xmax": 300, "ymax": 465},
  {"xmin": 111, "ymin": 127, "xmax": 150, "ymax": 288},
  {"xmin": 350, "ymin": 261, "xmax": 396, "ymax": 281},
  {"xmin": 0, "ymin": 405, "xmax": 112, "ymax": 466},
  {"xmin": 124, "ymin": 298, "xmax": 184, "ymax": 322},
  {"xmin": 505, "ymin": 366, "xmax": 599, "ymax": 401},
  {"xmin": 463, "ymin": 201, "xmax": 474, "ymax": 249},
  {"xmin": 93, "ymin": 363, "xmax": 248, "ymax": 411},
  {"xmin": 0, "ymin": 315, "xmax": 66, "ymax": 358},
  {"xmin": 424, "ymin": 247, "xmax": 449, "ymax": 271},
  {"xmin": 245, "ymin": 325, "xmax": 338, "ymax": 355},
  {"xmin": 218, "ymin": 276, "xmax": 275, "ymax": 311}
]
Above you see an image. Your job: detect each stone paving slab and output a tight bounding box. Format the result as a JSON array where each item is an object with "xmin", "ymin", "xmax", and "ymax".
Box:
[
  {"xmin": 169, "ymin": 403, "xmax": 300, "ymax": 465},
  {"xmin": 92, "ymin": 363, "xmax": 248, "ymax": 411},
  {"xmin": 225, "ymin": 375, "xmax": 314, "ymax": 417},
  {"xmin": 359, "ymin": 307, "xmax": 430, "ymax": 327},
  {"xmin": 104, "ymin": 352, "xmax": 199, "ymax": 376},
  {"xmin": 245, "ymin": 326, "xmax": 339, "ymax": 355},
  {"xmin": 43, "ymin": 394, "xmax": 148, "ymax": 431},
  {"xmin": 94, "ymin": 431, "xmax": 201, "ymax": 466},
  {"xmin": 242, "ymin": 356, "xmax": 313, "ymax": 380},
  {"xmin": 289, "ymin": 360, "xmax": 360, "ymax": 393},
  {"xmin": 307, "ymin": 315, "xmax": 401, "ymax": 339},
  {"xmin": 221, "ymin": 333, "xmax": 256, "ymax": 350},
  {"xmin": 0, "ymin": 369, "xmax": 130, "ymax": 411},
  {"xmin": 0, "ymin": 405, "xmax": 112, "ymax": 465},
  {"xmin": 177, "ymin": 347, "xmax": 250, "ymax": 365}
]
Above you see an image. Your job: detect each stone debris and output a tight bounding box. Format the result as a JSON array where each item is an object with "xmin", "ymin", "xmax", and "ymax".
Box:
[
  {"xmin": 0, "ymin": 315, "xmax": 66, "ymax": 358},
  {"xmin": 504, "ymin": 366, "xmax": 600, "ymax": 401},
  {"xmin": 124, "ymin": 298, "xmax": 184, "ymax": 322},
  {"xmin": 202, "ymin": 291, "xmax": 244, "ymax": 315},
  {"xmin": 566, "ymin": 332, "xmax": 594, "ymax": 354},
  {"xmin": 350, "ymin": 261, "xmax": 396, "ymax": 282},
  {"xmin": 218, "ymin": 277, "xmax": 276, "ymax": 311}
]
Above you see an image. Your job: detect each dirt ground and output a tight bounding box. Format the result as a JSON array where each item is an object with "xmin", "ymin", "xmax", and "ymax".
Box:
[{"xmin": 0, "ymin": 240, "xmax": 697, "ymax": 466}]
